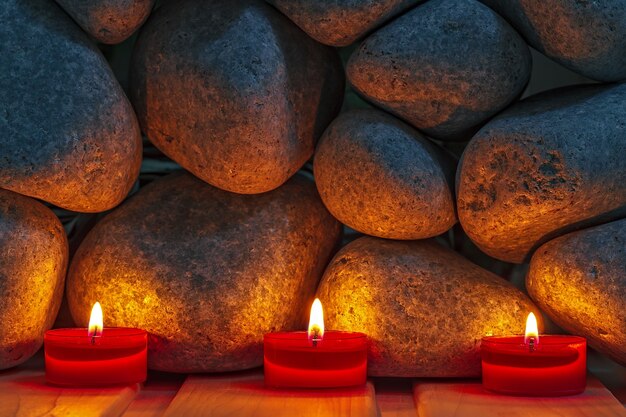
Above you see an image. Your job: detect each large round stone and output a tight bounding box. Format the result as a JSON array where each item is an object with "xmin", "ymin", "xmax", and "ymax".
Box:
[
  {"xmin": 55, "ymin": 0, "xmax": 155, "ymax": 44},
  {"xmin": 317, "ymin": 237, "xmax": 540, "ymax": 377},
  {"xmin": 0, "ymin": 0, "xmax": 142, "ymax": 213},
  {"xmin": 67, "ymin": 172, "xmax": 341, "ymax": 372},
  {"xmin": 480, "ymin": 0, "xmax": 626, "ymax": 82},
  {"xmin": 346, "ymin": 0, "xmax": 531, "ymax": 141},
  {"xmin": 130, "ymin": 0, "xmax": 344, "ymax": 194},
  {"xmin": 527, "ymin": 219, "xmax": 626, "ymax": 366},
  {"xmin": 457, "ymin": 83, "xmax": 626, "ymax": 263},
  {"xmin": 266, "ymin": 0, "xmax": 423, "ymax": 46},
  {"xmin": 0, "ymin": 189, "xmax": 68, "ymax": 370},
  {"xmin": 314, "ymin": 109, "xmax": 456, "ymax": 239}
]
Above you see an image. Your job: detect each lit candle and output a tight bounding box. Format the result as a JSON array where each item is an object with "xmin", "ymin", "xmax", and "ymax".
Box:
[
  {"xmin": 264, "ymin": 298, "xmax": 367, "ymax": 388},
  {"xmin": 44, "ymin": 302, "xmax": 147, "ymax": 386},
  {"xmin": 481, "ymin": 312, "xmax": 586, "ymax": 396}
]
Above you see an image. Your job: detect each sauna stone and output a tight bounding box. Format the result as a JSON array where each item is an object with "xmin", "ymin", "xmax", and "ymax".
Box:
[
  {"xmin": 0, "ymin": 189, "xmax": 68, "ymax": 370},
  {"xmin": 317, "ymin": 236, "xmax": 540, "ymax": 377},
  {"xmin": 0, "ymin": 0, "xmax": 142, "ymax": 212},
  {"xmin": 66, "ymin": 172, "xmax": 341, "ymax": 372},
  {"xmin": 266, "ymin": 0, "xmax": 423, "ymax": 46},
  {"xmin": 314, "ymin": 109, "xmax": 456, "ymax": 239},
  {"xmin": 527, "ymin": 219, "xmax": 626, "ymax": 366},
  {"xmin": 457, "ymin": 83, "xmax": 626, "ymax": 263},
  {"xmin": 55, "ymin": 0, "xmax": 155, "ymax": 44},
  {"xmin": 131, "ymin": 0, "xmax": 344, "ymax": 194},
  {"xmin": 346, "ymin": 0, "xmax": 531, "ymax": 140},
  {"xmin": 480, "ymin": 0, "xmax": 626, "ymax": 82}
]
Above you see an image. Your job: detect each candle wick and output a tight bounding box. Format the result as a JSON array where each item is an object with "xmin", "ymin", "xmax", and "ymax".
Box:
[
  {"xmin": 529, "ymin": 337, "xmax": 535, "ymax": 352},
  {"xmin": 91, "ymin": 326, "xmax": 99, "ymax": 345}
]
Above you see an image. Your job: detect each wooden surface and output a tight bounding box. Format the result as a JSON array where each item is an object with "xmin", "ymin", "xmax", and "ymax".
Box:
[
  {"xmin": 413, "ymin": 376, "xmax": 626, "ymax": 417},
  {"xmin": 374, "ymin": 378, "xmax": 417, "ymax": 417},
  {"xmin": 0, "ymin": 356, "xmax": 138, "ymax": 417},
  {"xmin": 162, "ymin": 371, "xmax": 379, "ymax": 417}
]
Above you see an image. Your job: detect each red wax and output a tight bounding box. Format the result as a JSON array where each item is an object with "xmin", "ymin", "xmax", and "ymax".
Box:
[
  {"xmin": 44, "ymin": 328, "xmax": 147, "ymax": 387},
  {"xmin": 481, "ymin": 335, "xmax": 586, "ymax": 396},
  {"xmin": 264, "ymin": 331, "xmax": 367, "ymax": 388}
]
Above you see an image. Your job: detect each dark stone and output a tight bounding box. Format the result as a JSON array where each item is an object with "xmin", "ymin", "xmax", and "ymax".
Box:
[
  {"xmin": 457, "ymin": 83, "xmax": 626, "ymax": 263},
  {"xmin": 480, "ymin": 0, "xmax": 626, "ymax": 82},
  {"xmin": 527, "ymin": 218, "xmax": 626, "ymax": 366},
  {"xmin": 314, "ymin": 109, "xmax": 456, "ymax": 239},
  {"xmin": 55, "ymin": 0, "xmax": 155, "ymax": 44},
  {"xmin": 317, "ymin": 236, "xmax": 540, "ymax": 377},
  {"xmin": 346, "ymin": 0, "xmax": 531, "ymax": 141},
  {"xmin": 0, "ymin": 189, "xmax": 68, "ymax": 370},
  {"xmin": 0, "ymin": 0, "xmax": 142, "ymax": 212},
  {"xmin": 130, "ymin": 0, "xmax": 344, "ymax": 194},
  {"xmin": 67, "ymin": 172, "xmax": 341, "ymax": 372},
  {"xmin": 266, "ymin": 0, "xmax": 423, "ymax": 46}
]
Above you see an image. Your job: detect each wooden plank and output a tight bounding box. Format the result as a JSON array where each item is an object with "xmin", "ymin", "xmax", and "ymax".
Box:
[
  {"xmin": 122, "ymin": 371, "xmax": 185, "ymax": 417},
  {"xmin": 374, "ymin": 378, "xmax": 417, "ymax": 417},
  {"xmin": 163, "ymin": 370, "xmax": 379, "ymax": 417},
  {"xmin": 0, "ymin": 354, "xmax": 139, "ymax": 417},
  {"xmin": 413, "ymin": 376, "xmax": 626, "ymax": 417}
]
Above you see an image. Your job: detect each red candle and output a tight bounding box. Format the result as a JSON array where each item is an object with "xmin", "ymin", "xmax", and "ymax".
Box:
[
  {"xmin": 44, "ymin": 302, "xmax": 147, "ymax": 387},
  {"xmin": 264, "ymin": 299, "xmax": 367, "ymax": 388},
  {"xmin": 481, "ymin": 312, "xmax": 586, "ymax": 396}
]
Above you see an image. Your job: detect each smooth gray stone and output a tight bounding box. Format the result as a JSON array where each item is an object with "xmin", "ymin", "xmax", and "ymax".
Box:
[
  {"xmin": 131, "ymin": 0, "xmax": 344, "ymax": 194},
  {"xmin": 347, "ymin": 0, "xmax": 531, "ymax": 141},
  {"xmin": 458, "ymin": 83, "xmax": 626, "ymax": 263},
  {"xmin": 266, "ymin": 0, "xmax": 423, "ymax": 46},
  {"xmin": 67, "ymin": 172, "xmax": 341, "ymax": 372},
  {"xmin": 55, "ymin": 0, "xmax": 155, "ymax": 44},
  {"xmin": 0, "ymin": 0, "xmax": 142, "ymax": 212},
  {"xmin": 480, "ymin": 0, "xmax": 626, "ymax": 82},
  {"xmin": 528, "ymin": 218, "xmax": 626, "ymax": 366}
]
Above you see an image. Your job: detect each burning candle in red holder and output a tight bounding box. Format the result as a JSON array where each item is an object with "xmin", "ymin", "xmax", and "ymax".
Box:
[
  {"xmin": 481, "ymin": 312, "xmax": 586, "ymax": 396},
  {"xmin": 264, "ymin": 298, "xmax": 367, "ymax": 388},
  {"xmin": 44, "ymin": 302, "xmax": 147, "ymax": 387}
]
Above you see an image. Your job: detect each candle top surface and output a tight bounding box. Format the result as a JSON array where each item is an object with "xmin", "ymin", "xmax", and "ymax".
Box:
[
  {"xmin": 482, "ymin": 335, "xmax": 585, "ymax": 345},
  {"xmin": 46, "ymin": 328, "xmax": 146, "ymax": 338},
  {"xmin": 265, "ymin": 330, "xmax": 366, "ymax": 340}
]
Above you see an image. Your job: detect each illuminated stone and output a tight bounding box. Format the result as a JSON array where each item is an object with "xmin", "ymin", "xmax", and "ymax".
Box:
[
  {"xmin": 480, "ymin": 0, "xmax": 626, "ymax": 82},
  {"xmin": 266, "ymin": 0, "xmax": 423, "ymax": 46},
  {"xmin": 346, "ymin": 0, "xmax": 531, "ymax": 140},
  {"xmin": 317, "ymin": 236, "xmax": 539, "ymax": 377},
  {"xmin": 55, "ymin": 0, "xmax": 156, "ymax": 44},
  {"xmin": 67, "ymin": 172, "xmax": 341, "ymax": 372},
  {"xmin": 0, "ymin": 0, "xmax": 142, "ymax": 212},
  {"xmin": 457, "ymin": 83, "xmax": 626, "ymax": 263},
  {"xmin": 527, "ymin": 218, "xmax": 626, "ymax": 366},
  {"xmin": 314, "ymin": 109, "xmax": 456, "ymax": 239},
  {"xmin": 130, "ymin": 0, "xmax": 344, "ymax": 194},
  {"xmin": 0, "ymin": 190, "xmax": 68, "ymax": 370}
]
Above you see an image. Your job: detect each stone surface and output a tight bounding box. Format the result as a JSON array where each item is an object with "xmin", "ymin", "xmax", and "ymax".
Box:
[
  {"xmin": 346, "ymin": 0, "xmax": 531, "ymax": 141},
  {"xmin": 314, "ymin": 109, "xmax": 456, "ymax": 239},
  {"xmin": 527, "ymin": 219, "xmax": 626, "ymax": 366},
  {"xmin": 0, "ymin": 0, "xmax": 142, "ymax": 212},
  {"xmin": 457, "ymin": 83, "xmax": 626, "ymax": 263},
  {"xmin": 266, "ymin": 0, "xmax": 423, "ymax": 46},
  {"xmin": 0, "ymin": 189, "xmax": 68, "ymax": 370},
  {"xmin": 55, "ymin": 0, "xmax": 155, "ymax": 44},
  {"xmin": 480, "ymin": 0, "xmax": 626, "ymax": 82},
  {"xmin": 131, "ymin": 0, "xmax": 344, "ymax": 194},
  {"xmin": 67, "ymin": 172, "xmax": 341, "ymax": 372},
  {"xmin": 317, "ymin": 237, "xmax": 540, "ymax": 377}
]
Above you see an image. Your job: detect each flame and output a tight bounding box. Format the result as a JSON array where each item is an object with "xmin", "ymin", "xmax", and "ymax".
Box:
[
  {"xmin": 88, "ymin": 302, "xmax": 103, "ymax": 338},
  {"xmin": 524, "ymin": 312, "xmax": 539, "ymax": 345},
  {"xmin": 308, "ymin": 298, "xmax": 324, "ymax": 342}
]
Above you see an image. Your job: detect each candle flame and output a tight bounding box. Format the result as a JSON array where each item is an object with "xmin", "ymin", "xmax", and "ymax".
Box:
[
  {"xmin": 308, "ymin": 298, "xmax": 324, "ymax": 342},
  {"xmin": 524, "ymin": 312, "xmax": 539, "ymax": 345},
  {"xmin": 88, "ymin": 302, "xmax": 103, "ymax": 338}
]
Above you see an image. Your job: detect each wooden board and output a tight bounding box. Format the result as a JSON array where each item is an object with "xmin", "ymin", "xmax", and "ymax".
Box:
[
  {"xmin": 0, "ymin": 357, "xmax": 139, "ymax": 417},
  {"xmin": 163, "ymin": 370, "xmax": 379, "ymax": 417},
  {"xmin": 122, "ymin": 371, "xmax": 185, "ymax": 417},
  {"xmin": 374, "ymin": 378, "xmax": 417, "ymax": 417},
  {"xmin": 413, "ymin": 376, "xmax": 626, "ymax": 417}
]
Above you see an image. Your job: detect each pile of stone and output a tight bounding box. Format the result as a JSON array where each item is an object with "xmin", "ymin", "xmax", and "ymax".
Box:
[{"xmin": 0, "ymin": 0, "xmax": 624, "ymax": 375}]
